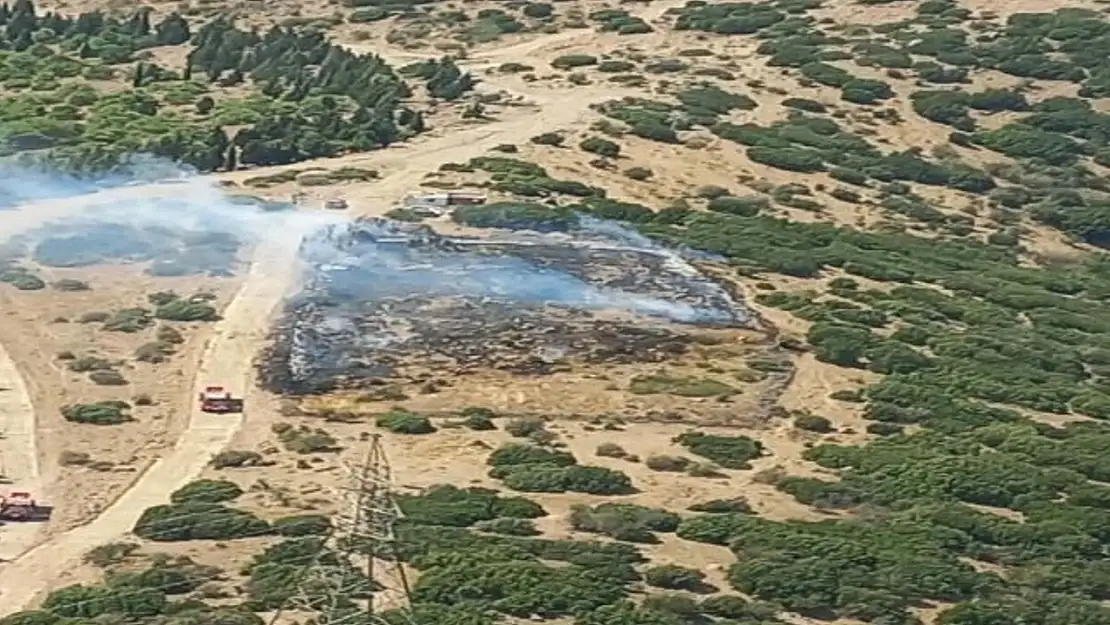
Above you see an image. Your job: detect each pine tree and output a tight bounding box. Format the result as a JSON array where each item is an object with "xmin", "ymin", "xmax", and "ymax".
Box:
[
  {"xmin": 154, "ymin": 12, "xmax": 189, "ymax": 46},
  {"xmin": 132, "ymin": 62, "xmax": 144, "ymax": 88},
  {"xmin": 6, "ymin": 0, "xmax": 36, "ymax": 42}
]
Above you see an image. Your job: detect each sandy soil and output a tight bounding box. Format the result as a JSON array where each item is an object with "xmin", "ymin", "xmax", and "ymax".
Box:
[
  {"xmin": 0, "ymin": 1, "xmax": 1094, "ymax": 622},
  {"xmin": 0, "ymin": 267, "xmax": 239, "ymax": 531},
  {"xmin": 0, "ymin": 219, "xmax": 305, "ymax": 612},
  {"xmin": 0, "ymin": 340, "xmax": 42, "ymax": 562}
]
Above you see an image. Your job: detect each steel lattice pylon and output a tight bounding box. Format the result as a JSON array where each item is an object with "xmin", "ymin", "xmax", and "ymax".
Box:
[{"xmin": 270, "ymin": 434, "xmax": 413, "ymax": 625}]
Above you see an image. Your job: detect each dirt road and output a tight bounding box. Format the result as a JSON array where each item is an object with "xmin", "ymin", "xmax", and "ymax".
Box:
[
  {"xmin": 0, "ymin": 86, "xmax": 608, "ymax": 608},
  {"xmin": 0, "ymin": 220, "xmax": 306, "ymax": 611},
  {"xmin": 0, "ymin": 341, "xmax": 41, "ymax": 563},
  {"xmin": 0, "ymin": 181, "xmax": 206, "ymax": 566},
  {"xmin": 0, "ymin": 0, "xmax": 674, "ymax": 607}
]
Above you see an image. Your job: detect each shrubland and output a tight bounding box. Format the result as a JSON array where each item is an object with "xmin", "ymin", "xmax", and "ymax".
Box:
[
  {"xmin": 0, "ymin": 0, "xmax": 461, "ymax": 176},
  {"xmin": 15, "ymin": 1, "xmax": 1110, "ymax": 625}
]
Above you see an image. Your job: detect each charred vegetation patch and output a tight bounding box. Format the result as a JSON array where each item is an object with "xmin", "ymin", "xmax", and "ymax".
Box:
[{"xmin": 258, "ymin": 218, "xmax": 757, "ymax": 395}]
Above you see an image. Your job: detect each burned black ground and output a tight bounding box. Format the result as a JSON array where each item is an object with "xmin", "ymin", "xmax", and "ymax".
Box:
[{"xmin": 258, "ymin": 218, "xmax": 754, "ymax": 395}]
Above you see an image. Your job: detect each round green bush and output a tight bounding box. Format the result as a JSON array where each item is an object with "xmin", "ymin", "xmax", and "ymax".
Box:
[{"xmin": 170, "ymin": 479, "xmax": 244, "ymax": 504}]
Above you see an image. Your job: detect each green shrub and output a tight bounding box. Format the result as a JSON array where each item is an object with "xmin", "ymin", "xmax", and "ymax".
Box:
[
  {"xmin": 866, "ymin": 422, "xmax": 904, "ymax": 436},
  {"xmin": 0, "ymin": 270, "xmax": 46, "ymax": 290},
  {"xmin": 171, "ymin": 479, "xmax": 243, "ymax": 504},
  {"xmin": 597, "ymin": 60, "xmax": 636, "ymax": 72},
  {"xmin": 522, "ymin": 2, "xmax": 553, "ymax": 18},
  {"xmin": 61, "ymin": 402, "xmax": 130, "ymax": 425},
  {"xmin": 794, "ymin": 414, "xmax": 834, "ymax": 433},
  {"xmin": 580, "ymin": 136, "xmax": 621, "ymax": 157},
  {"xmin": 155, "ymin": 299, "xmax": 218, "ymax": 322},
  {"xmin": 88, "ymin": 370, "xmax": 128, "ymax": 386},
  {"xmin": 275, "ymin": 424, "xmax": 340, "ymax": 454},
  {"xmin": 688, "ymin": 498, "xmax": 753, "ymax": 514},
  {"xmin": 103, "ymin": 308, "xmax": 153, "ymax": 332},
  {"xmin": 272, "ymin": 514, "xmax": 331, "ymax": 536},
  {"xmin": 156, "ymin": 325, "xmax": 184, "ymax": 344},
  {"xmin": 397, "ymin": 484, "xmax": 546, "ymax": 527},
  {"xmin": 349, "ymin": 7, "xmax": 389, "ymax": 22},
  {"xmin": 211, "ymin": 449, "xmax": 263, "ymax": 469},
  {"xmin": 53, "ymin": 279, "xmax": 90, "ymax": 291},
  {"xmin": 376, "ymin": 410, "xmax": 436, "ymax": 434},
  {"xmin": 552, "ymin": 54, "xmax": 597, "ymax": 69},
  {"xmin": 624, "ymin": 166, "xmax": 653, "ymax": 180},
  {"xmin": 830, "ymin": 187, "xmax": 862, "ymax": 203},
  {"xmin": 645, "ymin": 454, "xmax": 691, "ymax": 472},
  {"xmin": 474, "ymin": 517, "xmax": 540, "ymax": 536},
  {"xmin": 502, "ymin": 465, "xmax": 635, "ymax": 495},
  {"xmin": 42, "ymin": 585, "xmax": 165, "ymax": 619},
  {"xmin": 706, "ymin": 195, "xmax": 769, "ymax": 217},
  {"xmin": 644, "ymin": 564, "xmax": 707, "ymax": 591},
  {"xmin": 488, "ymin": 443, "xmax": 576, "ymax": 473},
  {"xmin": 135, "ymin": 341, "xmax": 176, "ymax": 363},
  {"xmin": 569, "ymin": 503, "xmax": 679, "ymax": 542},
  {"xmin": 530, "ymin": 132, "xmax": 565, "ymax": 146},
  {"xmin": 595, "ymin": 442, "xmax": 629, "ymax": 458},
  {"xmin": 498, "ymin": 62, "xmax": 533, "ymax": 73},
  {"xmin": 67, "ymin": 356, "xmax": 113, "ymax": 372},
  {"xmin": 747, "ymin": 146, "xmax": 825, "ymax": 172},
  {"xmin": 677, "ymin": 84, "xmax": 756, "ymax": 114},
  {"xmin": 645, "ymin": 59, "xmax": 688, "ymax": 74},
  {"xmin": 696, "ymin": 185, "xmax": 731, "ymax": 200},
  {"xmin": 505, "ymin": 417, "xmax": 548, "ymax": 438},
  {"xmin": 462, "ymin": 411, "xmax": 496, "ymax": 430},
  {"xmin": 675, "ymin": 432, "xmax": 763, "ymax": 469},
  {"xmin": 132, "ymin": 502, "xmax": 270, "ymax": 541},
  {"xmin": 782, "ymin": 97, "xmax": 827, "ymax": 113},
  {"xmin": 453, "ymin": 202, "xmax": 579, "ymax": 232},
  {"xmin": 829, "ymin": 167, "xmax": 869, "ymax": 186}
]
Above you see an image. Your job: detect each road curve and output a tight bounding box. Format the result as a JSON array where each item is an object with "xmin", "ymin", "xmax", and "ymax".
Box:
[
  {"xmin": 0, "ymin": 0, "xmax": 678, "ymax": 603},
  {"xmin": 0, "ymin": 181, "xmax": 203, "ymax": 567},
  {"xmin": 0, "ymin": 221, "xmax": 306, "ymax": 613}
]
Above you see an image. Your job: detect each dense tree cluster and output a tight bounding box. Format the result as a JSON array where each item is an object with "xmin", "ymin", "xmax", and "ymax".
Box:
[
  {"xmin": 0, "ymin": 2, "xmax": 444, "ymax": 174},
  {"xmin": 665, "ymin": 0, "xmax": 1110, "ymax": 245}
]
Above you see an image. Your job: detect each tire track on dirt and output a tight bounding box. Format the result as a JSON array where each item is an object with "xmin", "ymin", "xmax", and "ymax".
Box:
[
  {"xmin": 0, "ymin": 222, "xmax": 305, "ymax": 612},
  {"xmin": 0, "ymin": 85, "xmax": 613, "ymax": 613},
  {"xmin": 0, "ymin": 341, "xmax": 42, "ymax": 564},
  {"xmin": 0, "ymin": 182, "xmax": 201, "ymax": 567},
  {"xmin": 0, "ymin": 0, "xmax": 683, "ymax": 604}
]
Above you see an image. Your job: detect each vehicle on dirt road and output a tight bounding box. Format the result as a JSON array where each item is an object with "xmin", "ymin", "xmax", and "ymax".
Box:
[
  {"xmin": 0, "ymin": 491, "xmax": 51, "ymax": 522},
  {"xmin": 198, "ymin": 386, "xmax": 244, "ymax": 413}
]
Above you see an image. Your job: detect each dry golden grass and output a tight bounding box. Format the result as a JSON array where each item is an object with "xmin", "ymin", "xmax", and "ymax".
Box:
[{"xmin": 1, "ymin": 1, "xmax": 1102, "ymax": 623}]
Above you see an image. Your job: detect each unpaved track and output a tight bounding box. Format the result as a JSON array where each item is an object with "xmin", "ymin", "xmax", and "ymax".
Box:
[
  {"xmin": 0, "ymin": 0, "xmax": 674, "ymax": 606},
  {"xmin": 0, "ymin": 181, "xmax": 201, "ymax": 566},
  {"xmin": 0, "ymin": 107, "xmax": 580, "ymax": 607},
  {"xmin": 0, "ymin": 223, "xmax": 305, "ymax": 612},
  {"xmin": 0, "ymin": 342, "xmax": 42, "ymax": 563}
]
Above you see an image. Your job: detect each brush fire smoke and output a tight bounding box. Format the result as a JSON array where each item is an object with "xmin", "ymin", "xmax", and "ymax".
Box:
[
  {"xmin": 0, "ymin": 159, "xmax": 753, "ymax": 396},
  {"xmin": 0, "ymin": 160, "xmax": 343, "ymax": 274},
  {"xmin": 261, "ymin": 217, "xmax": 754, "ymax": 394}
]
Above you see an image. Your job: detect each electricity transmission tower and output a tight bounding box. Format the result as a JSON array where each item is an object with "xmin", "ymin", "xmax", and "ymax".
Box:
[{"xmin": 270, "ymin": 434, "xmax": 414, "ymax": 625}]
